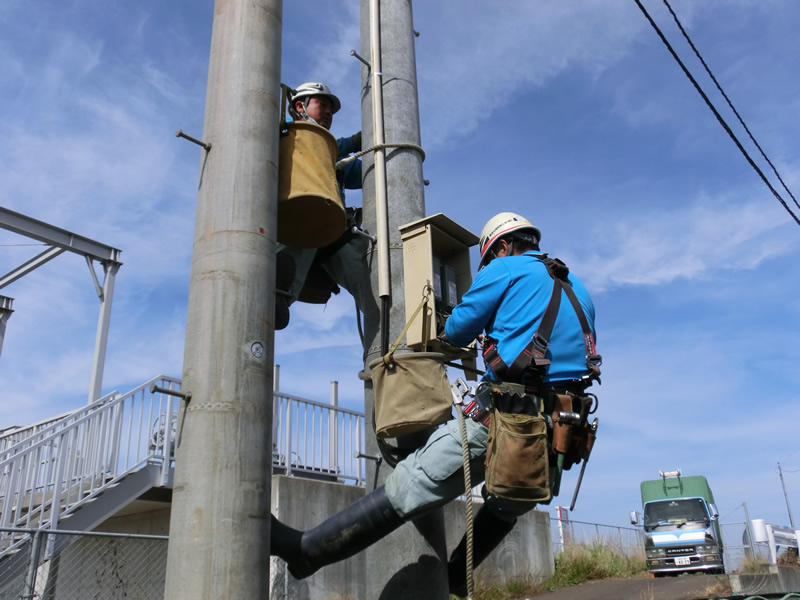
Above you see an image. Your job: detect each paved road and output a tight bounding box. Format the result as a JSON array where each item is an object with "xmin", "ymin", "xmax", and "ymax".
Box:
[{"xmin": 525, "ymin": 574, "xmax": 731, "ymax": 600}]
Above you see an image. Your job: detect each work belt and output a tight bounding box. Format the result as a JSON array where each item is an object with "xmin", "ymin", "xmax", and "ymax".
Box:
[{"xmin": 479, "ymin": 381, "xmax": 599, "ymax": 508}]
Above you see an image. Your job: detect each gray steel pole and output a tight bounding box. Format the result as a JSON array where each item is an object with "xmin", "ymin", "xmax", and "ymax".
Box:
[
  {"xmin": 163, "ymin": 1, "xmax": 282, "ymax": 598},
  {"xmin": 742, "ymin": 501, "xmax": 757, "ymax": 558},
  {"xmin": 0, "ymin": 296, "xmax": 12, "ymax": 360},
  {"xmin": 778, "ymin": 462, "xmax": 796, "ymax": 528},
  {"xmin": 88, "ymin": 260, "xmax": 120, "ymax": 402},
  {"xmin": 360, "ymin": 1, "xmax": 449, "ymax": 597}
]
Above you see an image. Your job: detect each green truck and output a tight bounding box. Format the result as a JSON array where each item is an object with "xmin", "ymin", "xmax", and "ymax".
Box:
[{"xmin": 631, "ymin": 470, "xmax": 725, "ymax": 575}]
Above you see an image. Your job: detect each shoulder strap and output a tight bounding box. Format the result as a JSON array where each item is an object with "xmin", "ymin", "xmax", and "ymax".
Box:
[{"xmin": 482, "ymin": 254, "xmax": 601, "ymax": 386}]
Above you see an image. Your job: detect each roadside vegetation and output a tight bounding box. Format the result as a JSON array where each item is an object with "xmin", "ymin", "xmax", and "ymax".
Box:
[{"xmin": 450, "ymin": 540, "xmax": 647, "ymax": 599}]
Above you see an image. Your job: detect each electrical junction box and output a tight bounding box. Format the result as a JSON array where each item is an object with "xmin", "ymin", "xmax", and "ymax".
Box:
[{"xmin": 399, "ymin": 213, "xmax": 480, "ymax": 377}]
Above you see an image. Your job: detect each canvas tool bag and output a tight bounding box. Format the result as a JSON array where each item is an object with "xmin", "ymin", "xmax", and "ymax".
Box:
[
  {"xmin": 484, "ymin": 383, "xmax": 552, "ymax": 503},
  {"xmin": 369, "ymin": 291, "xmax": 452, "ymax": 438}
]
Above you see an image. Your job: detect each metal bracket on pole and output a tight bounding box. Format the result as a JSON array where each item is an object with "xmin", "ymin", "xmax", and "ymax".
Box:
[
  {"xmin": 350, "ymin": 49, "xmax": 371, "ymax": 72},
  {"xmin": 150, "ymin": 384, "xmax": 192, "ymax": 403},
  {"xmin": 354, "ymin": 451, "xmax": 380, "ymax": 462},
  {"xmin": 176, "ymin": 129, "xmax": 212, "ymax": 152}
]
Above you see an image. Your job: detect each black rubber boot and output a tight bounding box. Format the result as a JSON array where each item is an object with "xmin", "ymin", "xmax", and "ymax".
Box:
[
  {"xmin": 270, "ymin": 514, "xmax": 305, "ymax": 566},
  {"xmin": 447, "ymin": 506, "xmax": 517, "ymax": 597},
  {"xmin": 275, "ymin": 250, "xmax": 295, "ymax": 331},
  {"xmin": 279, "ymin": 485, "xmax": 404, "ymax": 580}
]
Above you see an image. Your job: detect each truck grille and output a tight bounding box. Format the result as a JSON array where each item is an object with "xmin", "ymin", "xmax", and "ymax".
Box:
[{"xmin": 666, "ymin": 546, "xmax": 695, "ymax": 556}]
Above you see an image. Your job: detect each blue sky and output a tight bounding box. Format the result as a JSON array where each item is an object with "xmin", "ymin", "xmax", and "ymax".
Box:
[{"xmin": 2, "ymin": 0, "xmax": 800, "ymax": 534}]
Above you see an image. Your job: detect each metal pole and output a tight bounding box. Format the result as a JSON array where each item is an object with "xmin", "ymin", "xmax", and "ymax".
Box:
[
  {"xmin": 163, "ymin": 0, "xmax": 281, "ymax": 598},
  {"xmin": 742, "ymin": 501, "xmax": 756, "ymax": 558},
  {"xmin": 0, "ymin": 296, "xmax": 13, "ymax": 360},
  {"xmin": 20, "ymin": 530, "xmax": 43, "ymax": 600},
  {"xmin": 329, "ymin": 380, "xmax": 339, "ymax": 472},
  {"xmin": 778, "ymin": 462, "xmax": 796, "ymax": 528},
  {"xmin": 88, "ymin": 260, "xmax": 120, "ymax": 402},
  {"xmin": 360, "ymin": 0, "xmax": 448, "ymax": 597}
]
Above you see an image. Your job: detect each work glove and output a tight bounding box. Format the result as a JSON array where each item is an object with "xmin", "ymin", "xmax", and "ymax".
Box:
[{"xmin": 351, "ymin": 131, "xmax": 362, "ymax": 151}]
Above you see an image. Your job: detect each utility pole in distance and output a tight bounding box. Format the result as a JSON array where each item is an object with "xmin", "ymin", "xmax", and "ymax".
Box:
[
  {"xmin": 164, "ymin": 1, "xmax": 282, "ymax": 598},
  {"xmin": 778, "ymin": 462, "xmax": 796, "ymax": 528},
  {"xmin": 359, "ymin": 0, "xmax": 449, "ymax": 597}
]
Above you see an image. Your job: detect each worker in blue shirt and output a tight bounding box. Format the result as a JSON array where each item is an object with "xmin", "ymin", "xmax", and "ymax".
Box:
[{"xmin": 271, "ymin": 212, "xmax": 600, "ymax": 597}]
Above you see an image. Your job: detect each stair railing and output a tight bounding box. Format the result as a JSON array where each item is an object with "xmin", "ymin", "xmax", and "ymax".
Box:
[{"xmin": 0, "ymin": 375, "xmax": 181, "ymax": 550}]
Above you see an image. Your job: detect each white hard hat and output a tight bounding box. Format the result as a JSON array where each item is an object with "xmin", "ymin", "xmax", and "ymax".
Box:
[
  {"xmin": 290, "ymin": 82, "xmax": 341, "ymax": 115},
  {"xmin": 478, "ymin": 212, "xmax": 541, "ymax": 268}
]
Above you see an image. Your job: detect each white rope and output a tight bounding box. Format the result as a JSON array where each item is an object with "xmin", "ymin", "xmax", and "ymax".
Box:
[{"xmin": 456, "ymin": 407, "xmax": 475, "ymax": 599}]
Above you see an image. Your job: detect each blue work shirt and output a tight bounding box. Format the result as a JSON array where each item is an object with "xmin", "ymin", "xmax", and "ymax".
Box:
[
  {"xmin": 336, "ymin": 134, "xmax": 362, "ymax": 206},
  {"xmin": 444, "ymin": 251, "xmax": 597, "ymax": 384}
]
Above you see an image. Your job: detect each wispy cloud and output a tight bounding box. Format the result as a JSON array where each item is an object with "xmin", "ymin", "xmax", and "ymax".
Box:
[{"xmin": 579, "ymin": 195, "xmax": 796, "ymax": 291}]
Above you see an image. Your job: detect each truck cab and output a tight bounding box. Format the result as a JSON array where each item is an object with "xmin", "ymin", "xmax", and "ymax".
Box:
[{"xmin": 632, "ymin": 470, "xmax": 725, "ymax": 576}]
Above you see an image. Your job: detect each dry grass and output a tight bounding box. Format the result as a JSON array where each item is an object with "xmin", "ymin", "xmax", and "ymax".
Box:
[
  {"xmin": 738, "ymin": 554, "xmax": 772, "ymax": 574},
  {"xmin": 450, "ymin": 541, "xmax": 648, "ymax": 600}
]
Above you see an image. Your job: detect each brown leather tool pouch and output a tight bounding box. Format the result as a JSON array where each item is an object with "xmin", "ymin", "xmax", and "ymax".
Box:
[{"xmin": 551, "ymin": 393, "xmax": 597, "ymax": 470}]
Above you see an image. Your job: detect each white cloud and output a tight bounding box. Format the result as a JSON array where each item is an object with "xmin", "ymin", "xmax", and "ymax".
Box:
[
  {"xmin": 415, "ymin": 1, "xmax": 644, "ymax": 148},
  {"xmin": 579, "ymin": 195, "xmax": 797, "ymax": 291}
]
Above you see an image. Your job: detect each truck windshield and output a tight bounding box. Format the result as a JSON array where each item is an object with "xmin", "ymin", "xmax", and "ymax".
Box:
[{"xmin": 643, "ymin": 498, "xmax": 709, "ymax": 531}]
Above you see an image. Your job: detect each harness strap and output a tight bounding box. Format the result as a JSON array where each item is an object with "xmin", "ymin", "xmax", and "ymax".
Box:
[{"xmin": 482, "ymin": 254, "xmax": 601, "ymax": 386}]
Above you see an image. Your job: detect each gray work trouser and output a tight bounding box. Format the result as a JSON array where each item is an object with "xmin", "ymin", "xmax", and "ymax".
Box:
[
  {"xmin": 384, "ymin": 417, "xmax": 537, "ymax": 522},
  {"xmin": 277, "ymin": 235, "xmax": 379, "ymax": 351}
]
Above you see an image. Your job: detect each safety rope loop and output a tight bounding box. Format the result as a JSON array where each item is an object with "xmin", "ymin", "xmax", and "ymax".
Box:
[
  {"xmin": 335, "ymin": 142, "xmax": 426, "ymax": 170},
  {"xmin": 456, "ymin": 400, "xmax": 475, "ymax": 599}
]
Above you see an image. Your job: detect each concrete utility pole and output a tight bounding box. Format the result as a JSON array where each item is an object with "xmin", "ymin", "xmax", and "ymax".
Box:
[
  {"xmin": 359, "ymin": 0, "xmax": 449, "ymax": 598},
  {"xmin": 163, "ymin": 1, "xmax": 282, "ymax": 598}
]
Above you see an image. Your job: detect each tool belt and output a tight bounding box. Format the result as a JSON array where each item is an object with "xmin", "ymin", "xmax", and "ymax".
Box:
[
  {"xmin": 482, "ymin": 382, "xmax": 598, "ymax": 504},
  {"xmin": 296, "ymin": 207, "xmax": 362, "ymax": 304}
]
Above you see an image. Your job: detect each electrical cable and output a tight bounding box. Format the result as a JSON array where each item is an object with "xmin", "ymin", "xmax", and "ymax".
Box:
[
  {"xmin": 634, "ymin": 0, "xmax": 800, "ymax": 227},
  {"xmin": 660, "ymin": 0, "xmax": 800, "ymax": 213}
]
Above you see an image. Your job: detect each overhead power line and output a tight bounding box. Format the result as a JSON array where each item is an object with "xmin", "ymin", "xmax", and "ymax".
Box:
[
  {"xmin": 661, "ymin": 0, "xmax": 800, "ymax": 214},
  {"xmin": 634, "ymin": 0, "xmax": 800, "ymax": 227}
]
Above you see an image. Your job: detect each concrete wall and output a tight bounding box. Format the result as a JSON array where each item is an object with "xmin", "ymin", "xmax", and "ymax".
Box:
[{"xmin": 270, "ymin": 475, "xmax": 554, "ymax": 600}]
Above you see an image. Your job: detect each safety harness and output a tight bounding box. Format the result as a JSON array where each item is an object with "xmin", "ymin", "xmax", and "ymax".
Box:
[{"xmin": 481, "ymin": 254, "xmax": 602, "ymax": 391}]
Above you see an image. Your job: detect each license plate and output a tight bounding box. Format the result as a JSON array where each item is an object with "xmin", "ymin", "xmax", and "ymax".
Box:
[{"xmin": 674, "ymin": 556, "xmax": 691, "ymax": 566}]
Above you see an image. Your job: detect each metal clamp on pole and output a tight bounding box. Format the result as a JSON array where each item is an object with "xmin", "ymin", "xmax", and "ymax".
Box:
[{"xmin": 150, "ymin": 384, "xmax": 192, "ymax": 403}]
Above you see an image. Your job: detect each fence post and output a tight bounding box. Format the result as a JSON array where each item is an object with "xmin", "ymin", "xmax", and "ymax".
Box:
[
  {"xmin": 20, "ymin": 529, "xmax": 43, "ymax": 600},
  {"xmin": 328, "ymin": 381, "xmax": 338, "ymax": 473}
]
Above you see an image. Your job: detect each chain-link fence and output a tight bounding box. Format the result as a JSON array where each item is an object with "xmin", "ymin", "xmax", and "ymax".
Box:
[
  {"xmin": 546, "ymin": 517, "xmax": 771, "ymax": 574},
  {"xmin": 0, "ymin": 528, "xmax": 167, "ymax": 600},
  {"xmin": 549, "ymin": 515, "xmax": 644, "ymax": 559}
]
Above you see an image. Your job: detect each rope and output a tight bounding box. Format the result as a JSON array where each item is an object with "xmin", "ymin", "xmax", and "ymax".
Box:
[
  {"xmin": 456, "ymin": 406, "xmax": 475, "ymax": 599},
  {"xmin": 335, "ymin": 142, "xmax": 426, "ymax": 170}
]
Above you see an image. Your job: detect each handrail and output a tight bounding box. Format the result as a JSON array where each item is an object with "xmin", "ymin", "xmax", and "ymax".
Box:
[
  {"xmin": 273, "ymin": 389, "xmax": 366, "ymax": 485},
  {"xmin": 0, "ymin": 376, "xmax": 181, "ymax": 538},
  {"xmin": 0, "ymin": 373, "xmax": 367, "ymax": 560}
]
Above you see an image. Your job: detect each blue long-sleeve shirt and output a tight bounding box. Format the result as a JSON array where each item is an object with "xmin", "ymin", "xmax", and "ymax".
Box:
[
  {"xmin": 336, "ymin": 135, "xmax": 362, "ymax": 205},
  {"xmin": 444, "ymin": 251, "xmax": 597, "ymax": 384}
]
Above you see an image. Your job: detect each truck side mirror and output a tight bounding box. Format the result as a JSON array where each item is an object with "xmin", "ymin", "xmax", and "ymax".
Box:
[
  {"xmin": 709, "ymin": 503, "xmax": 720, "ymax": 520},
  {"xmin": 630, "ymin": 510, "xmax": 640, "ymax": 525}
]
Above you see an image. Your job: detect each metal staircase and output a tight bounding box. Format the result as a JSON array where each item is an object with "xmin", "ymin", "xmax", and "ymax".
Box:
[{"xmin": 0, "ymin": 375, "xmax": 181, "ymax": 560}]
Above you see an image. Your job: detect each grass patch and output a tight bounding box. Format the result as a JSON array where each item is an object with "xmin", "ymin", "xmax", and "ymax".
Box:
[
  {"xmin": 545, "ymin": 541, "xmax": 648, "ymax": 590},
  {"xmin": 450, "ymin": 541, "xmax": 647, "ymax": 599},
  {"xmin": 739, "ymin": 554, "xmax": 771, "ymax": 574}
]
